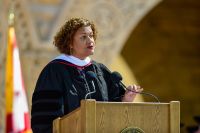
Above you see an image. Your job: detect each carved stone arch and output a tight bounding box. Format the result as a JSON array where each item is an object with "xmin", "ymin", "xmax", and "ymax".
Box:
[
  {"xmin": 122, "ymin": 0, "xmax": 200, "ymax": 128},
  {"xmin": 13, "ymin": 0, "xmax": 75, "ymax": 50}
]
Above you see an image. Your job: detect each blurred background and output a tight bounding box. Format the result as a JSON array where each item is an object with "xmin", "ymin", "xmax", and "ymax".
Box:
[{"xmin": 0, "ymin": 0, "xmax": 200, "ymax": 132}]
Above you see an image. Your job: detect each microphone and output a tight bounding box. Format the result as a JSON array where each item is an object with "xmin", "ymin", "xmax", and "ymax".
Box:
[
  {"xmin": 84, "ymin": 71, "xmax": 96, "ymax": 99},
  {"xmin": 111, "ymin": 71, "xmax": 160, "ymax": 103},
  {"xmin": 110, "ymin": 71, "xmax": 127, "ymax": 89}
]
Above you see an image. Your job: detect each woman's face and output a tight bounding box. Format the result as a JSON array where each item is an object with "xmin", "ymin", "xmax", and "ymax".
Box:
[{"xmin": 71, "ymin": 26, "xmax": 95, "ymax": 59}]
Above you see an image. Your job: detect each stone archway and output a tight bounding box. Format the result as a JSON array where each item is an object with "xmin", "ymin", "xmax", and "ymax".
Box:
[{"xmin": 122, "ymin": 0, "xmax": 200, "ymax": 131}]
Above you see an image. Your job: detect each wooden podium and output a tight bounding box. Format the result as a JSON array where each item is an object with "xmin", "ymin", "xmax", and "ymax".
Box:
[{"xmin": 53, "ymin": 100, "xmax": 180, "ymax": 133}]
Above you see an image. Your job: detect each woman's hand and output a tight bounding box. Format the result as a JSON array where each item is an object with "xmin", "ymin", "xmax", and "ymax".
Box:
[{"xmin": 122, "ymin": 84, "xmax": 143, "ymax": 102}]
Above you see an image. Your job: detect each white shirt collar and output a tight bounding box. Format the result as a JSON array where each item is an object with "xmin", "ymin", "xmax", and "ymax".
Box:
[{"xmin": 54, "ymin": 54, "xmax": 91, "ymax": 66}]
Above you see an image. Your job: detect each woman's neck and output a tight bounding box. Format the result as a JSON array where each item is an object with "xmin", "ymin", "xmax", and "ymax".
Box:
[{"xmin": 72, "ymin": 55, "xmax": 87, "ymax": 60}]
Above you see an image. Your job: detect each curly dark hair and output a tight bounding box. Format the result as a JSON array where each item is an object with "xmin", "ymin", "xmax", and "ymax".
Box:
[{"xmin": 53, "ymin": 18, "xmax": 97, "ymax": 54}]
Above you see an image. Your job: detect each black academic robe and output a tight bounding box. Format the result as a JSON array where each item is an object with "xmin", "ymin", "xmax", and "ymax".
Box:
[{"xmin": 31, "ymin": 59, "xmax": 125, "ymax": 133}]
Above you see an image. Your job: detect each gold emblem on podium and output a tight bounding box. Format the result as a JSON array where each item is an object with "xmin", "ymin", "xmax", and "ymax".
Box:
[{"xmin": 120, "ymin": 127, "xmax": 145, "ymax": 133}]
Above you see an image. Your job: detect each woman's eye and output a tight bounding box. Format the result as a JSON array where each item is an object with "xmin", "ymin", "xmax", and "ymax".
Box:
[
  {"xmin": 80, "ymin": 34, "xmax": 93, "ymax": 40},
  {"xmin": 81, "ymin": 36, "xmax": 87, "ymax": 40},
  {"xmin": 89, "ymin": 34, "xmax": 94, "ymax": 38}
]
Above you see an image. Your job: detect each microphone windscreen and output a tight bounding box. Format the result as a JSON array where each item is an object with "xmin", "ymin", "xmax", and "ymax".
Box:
[
  {"xmin": 111, "ymin": 71, "xmax": 123, "ymax": 82},
  {"xmin": 86, "ymin": 71, "xmax": 97, "ymax": 80}
]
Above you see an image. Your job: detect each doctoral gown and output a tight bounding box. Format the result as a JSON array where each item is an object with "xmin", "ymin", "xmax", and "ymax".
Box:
[{"xmin": 31, "ymin": 59, "xmax": 125, "ymax": 133}]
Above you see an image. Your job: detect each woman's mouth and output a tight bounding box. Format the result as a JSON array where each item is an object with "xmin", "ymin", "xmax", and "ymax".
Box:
[{"xmin": 87, "ymin": 45, "xmax": 94, "ymax": 49}]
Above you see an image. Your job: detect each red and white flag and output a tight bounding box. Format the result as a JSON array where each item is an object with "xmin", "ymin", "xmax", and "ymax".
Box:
[{"xmin": 5, "ymin": 26, "xmax": 32, "ymax": 133}]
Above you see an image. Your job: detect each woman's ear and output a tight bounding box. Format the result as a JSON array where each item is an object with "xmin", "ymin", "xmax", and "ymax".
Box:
[
  {"xmin": 69, "ymin": 44, "xmax": 73, "ymax": 54},
  {"xmin": 69, "ymin": 42, "xmax": 73, "ymax": 48}
]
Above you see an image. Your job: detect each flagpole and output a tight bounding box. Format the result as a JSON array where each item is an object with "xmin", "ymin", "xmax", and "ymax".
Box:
[
  {"xmin": 5, "ymin": 5, "xmax": 32, "ymax": 133},
  {"xmin": 8, "ymin": 3, "xmax": 14, "ymax": 26}
]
